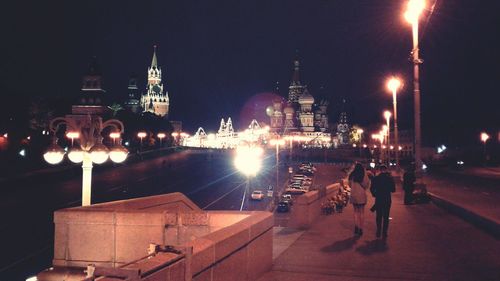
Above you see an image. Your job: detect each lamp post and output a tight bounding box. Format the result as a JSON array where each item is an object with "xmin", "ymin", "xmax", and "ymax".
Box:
[
  {"xmin": 480, "ymin": 132, "xmax": 490, "ymax": 163},
  {"xmin": 44, "ymin": 115, "xmax": 128, "ymax": 206},
  {"xmin": 171, "ymin": 132, "xmax": 179, "ymax": 146},
  {"xmin": 284, "ymin": 135, "xmax": 293, "ymax": 162},
  {"xmin": 384, "ymin": 111, "xmax": 392, "ymax": 165},
  {"xmin": 270, "ymin": 138, "xmax": 285, "ymax": 192},
  {"xmin": 387, "ymin": 77, "xmax": 402, "ymax": 168},
  {"xmin": 137, "ymin": 132, "xmax": 147, "ymax": 149},
  {"xmin": 404, "ymin": 0, "xmax": 426, "ymax": 176},
  {"xmin": 234, "ymin": 144, "xmax": 263, "ymax": 211},
  {"xmin": 157, "ymin": 133, "xmax": 166, "ymax": 147}
]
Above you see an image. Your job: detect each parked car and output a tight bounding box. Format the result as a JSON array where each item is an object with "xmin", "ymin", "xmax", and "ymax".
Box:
[
  {"xmin": 285, "ymin": 187, "xmax": 306, "ymax": 194},
  {"xmin": 251, "ymin": 190, "xmax": 265, "ymax": 200},
  {"xmin": 281, "ymin": 194, "xmax": 293, "ymax": 204},
  {"xmin": 277, "ymin": 201, "xmax": 290, "ymax": 212}
]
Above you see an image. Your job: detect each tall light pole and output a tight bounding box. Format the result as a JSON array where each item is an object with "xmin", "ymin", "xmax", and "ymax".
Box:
[
  {"xmin": 384, "ymin": 111, "xmax": 392, "ymax": 165},
  {"xmin": 137, "ymin": 132, "xmax": 147, "ymax": 149},
  {"xmin": 405, "ymin": 0, "xmax": 426, "ymax": 177},
  {"xmin": 480, "ymin": 132, "xmax": 490, "ymax": 163},
  {"xmin": 270, "ymin": 138, "xmax": 285, "ymax": 191},
  {"xmin": 234, "ymin": 144, "xmax": 263, "ymax": 211},
  {"xmin": 387, "ymin": 77, "xmax": 402, "ymax": 168},
  {"xmin": 44, "ymin": 115, "xmax": 128, "ymax": 206},
  {"xmin": 157, "ymin": 132, "xmax": 166, "ymax": 147}
]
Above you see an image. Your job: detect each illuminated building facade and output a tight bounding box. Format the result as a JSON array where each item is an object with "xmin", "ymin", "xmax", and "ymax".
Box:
[
  {"xmin": 72, "ymin": 57, "xmax": 107, "ymax": 115},
  {"xmin": 140, "ymin": 46, "xmax": 169, "ymax": 117},
  {"xmin": 269, "ymin": 60, "xmax": 330, "ymax": 142},
  {"xmin": 124, "ymin": 75, "xmax": 140, "ymax": 113}
]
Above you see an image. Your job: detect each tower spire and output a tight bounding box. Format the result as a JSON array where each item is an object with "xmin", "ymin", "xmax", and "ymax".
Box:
[
  {"xmin": 151, "ymin": 45, "xmax": 158, "ymax": 68},
  {"xmin": 292, "ymin": 60, "xmax": 300, "ymax": 84}
]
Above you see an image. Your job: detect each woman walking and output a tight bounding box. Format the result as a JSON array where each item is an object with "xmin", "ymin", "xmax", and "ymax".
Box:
[{"xmin": 348, "ymin": 163, "xmax": 371, "ymax": 236}]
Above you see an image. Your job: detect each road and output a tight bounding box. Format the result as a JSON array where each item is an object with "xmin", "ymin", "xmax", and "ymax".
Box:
[
  {"xmin": 425, "ymin": 166, "xmax": 500, "ymax": 222},
  {"xmin": 0, "ymin": 149, "xmax": 288, "ymax": 281}
]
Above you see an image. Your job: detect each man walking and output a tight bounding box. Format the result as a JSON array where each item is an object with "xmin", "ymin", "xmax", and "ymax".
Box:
[{"xmin": 370, "ymin": 165, "xmax": 395, "ymax": 239}]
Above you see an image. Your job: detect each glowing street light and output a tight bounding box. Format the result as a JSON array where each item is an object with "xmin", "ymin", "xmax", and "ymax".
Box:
[
  {"xmin": 404, "ymin": 0, "xmax": 426, "ymax": 177},
  {"xmin": 270, "ymin": 138, "xmax": 286, "ymax": 190},
  {"xmin": 157, "ymin": 132, "xmax": 166, "ymax": 147},
  {"xmin": 66, "ymin": 131, "xmax": 80, "ymax": 146},
  {"xmin": 234, "ymin": 144, "xmax": 263, "ymax": 211},
  {"xmin": 137, "ymin": 132, "xmax": 147, "ymax": 147},
  {"xmin": 109, "ymin": 132, "xmax": 120, "ymax": 144},
  {"xmin": 480, "ymin": 132, "xmax": 490, "ymax": 143},
  {"xmin": 481, "ymin": 132, "xmax": 490, "ymax": 163},
  {"xmin": 387, "ymin": 76, "xmax": 402, "ymax": 168},
  {"xmin": 44, "ymin": 115, "xmax": 127, "ymax": 206},
  {"xmin": 384, "ymin": 111, "xmax": 392, "ymax": 165}
]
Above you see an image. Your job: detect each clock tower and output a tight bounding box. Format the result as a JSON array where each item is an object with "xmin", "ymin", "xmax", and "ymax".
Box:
[{"xmin": 140, "ymin": 46, "xmax": 170, "ymax": 117}]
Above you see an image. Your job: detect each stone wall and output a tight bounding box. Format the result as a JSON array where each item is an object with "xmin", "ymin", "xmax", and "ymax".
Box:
[
  {"xmin": 289, "ymin": 183, "xmax": 340, "ymax": 229},
  {"xmin": 39, "ymin": 193, "xmax": 273, "ymax": 281}
]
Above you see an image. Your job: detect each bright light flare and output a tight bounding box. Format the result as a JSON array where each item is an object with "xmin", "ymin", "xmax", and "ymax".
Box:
[
  {"xmin": 269, "ymin": 139, "xmax": 285, "ymax": 146},
  {"xmin": 89, "ymin": 143, "xmax": 109, "ymax": 164},
  {"xmin": 387, "ymin": 77, "xmax": 402, "ymax": 93},
  {"xmin": 66, "ymin": 132, "xmax": 80, "ymax": 139},
  {"xmin": 157, "ymin": 132, "xmax": 166, "ymax": 139},
  {"xmin": 480, "ymin": 132, "xmax": 490, "ymax": 143},
  {"xmin": 44, "ymin": 144, "xmax": 65, "ymax": 165},
  {"xmin": 171, "ymin": 132, "xmax": 179, "ymax": 137},
  {"xmin": 384, "ymin": 110, "xmax": 392, "ymax": 120},
  {"xmin": 109, "ymin": 146, "xmax": 128, "ymax": 163},
  {"xmin": 137, "ymin": 132, "xmax": 147, "ymax": 138},
  {"xmin": 109, "ymin": 132, "xmax": 121, "ymax": 139},
  {"xmin": 404, "ymin": 0, "xmax": 426, "ymax": 24},
  {"xmin": 234, "ymin": 145, "xmax": 263, "ymax": 177},
  {"xmin": 68, "ymin": 148, "xmax": 84, "ymax": 163}
]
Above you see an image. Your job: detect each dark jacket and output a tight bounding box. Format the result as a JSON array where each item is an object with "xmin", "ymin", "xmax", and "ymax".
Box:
[
  {"xmin": 403, "ymin": 171, "xmax": 416, "ymax": 191},
  {"xmin": 370, "ymin": 172, "xmax": 396, "ymax": 206}
]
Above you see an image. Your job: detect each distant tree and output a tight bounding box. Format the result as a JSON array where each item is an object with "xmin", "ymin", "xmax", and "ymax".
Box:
[
  {"xmin": 28, "ymin": 98, "xmax": 54, "ymax": 132},
  {"xmin": 114, "ymin": 111, "xmax": 173, "ymax": 148}
]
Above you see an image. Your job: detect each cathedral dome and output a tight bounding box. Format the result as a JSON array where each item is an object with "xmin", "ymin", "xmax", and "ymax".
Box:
[
  {"xmin": 298, "ymin": 89, "xmax": 314, "ymax": 104},
  {"xmin": 283, "ymin": 103, "xmax": 295, "ymax": 114}
]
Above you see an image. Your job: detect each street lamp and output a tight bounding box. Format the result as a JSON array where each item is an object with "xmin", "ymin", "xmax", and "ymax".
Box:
[
  {"xmin": 157, "ymin": 132, "xmax": 166, "ymax": 147},
  {"xmin": 405, "ymin": 0, "xmax": 426, "ymax": 176},
  {"xmin": 480, "ymin": 132, "xmax": 490, "ymax": 163},
  {"xmin": 137, "ymin": 132, "xmax": 147, "ymax": 148},
  {"xmin": 387, "ymin": 76, "xmax": 402, "ymax": 168},
  {"xmin": 384, "ymin": 111, "xmax": 392, "ymax": 165},
  {"xmin": 234, "ymin": 144, "xmax": 263, "ymax": 211},
  {"xmin": 270, "ymin": 138, "xmax": 286, "ymax": 192},
  {"xmin": 44, "ymin": 115, "xmax": 128, "ymax": 206},
  {"xmin": 171, "ymin": 132, "xmax": 179, "ymax": 146}
]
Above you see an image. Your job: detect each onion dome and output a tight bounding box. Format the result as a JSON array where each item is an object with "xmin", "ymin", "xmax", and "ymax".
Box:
[
  {"xmin": 298, "ymin": 89, "xmax": 314, "ymax": 104},
  {"xmin": 283, "ymin": 103, "xmax": 295, "ymax": 114}
]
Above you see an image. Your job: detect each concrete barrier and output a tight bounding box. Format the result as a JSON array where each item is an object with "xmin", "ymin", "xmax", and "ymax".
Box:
[
  {"xmin": 429, "ymin": 192, "xmax": 500, "ymax": 238},
  {"xmin": 288, "ymin": 183, "xmax": 341, "ymax": 229},
  {"xmin": 37, "ymin": 193, "xmax": 273, "ymax": 281}
]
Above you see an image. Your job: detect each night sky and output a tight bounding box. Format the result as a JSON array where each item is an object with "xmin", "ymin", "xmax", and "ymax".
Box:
[{"xmin": 1, "ymin": 0, "xmax": 499, "ymax": 146}]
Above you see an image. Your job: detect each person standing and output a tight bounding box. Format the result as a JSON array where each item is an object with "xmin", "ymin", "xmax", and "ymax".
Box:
[
  {"xmin": 403, "ymin": 165, "xmax": 416, "ymax": 205},
  {"xmin": 370, "ymin": 165, "xmax": 395, "ymax": 239},
  {"xmin": 348, "ymin": 163, "xmax": 371, "ymax": 236}
]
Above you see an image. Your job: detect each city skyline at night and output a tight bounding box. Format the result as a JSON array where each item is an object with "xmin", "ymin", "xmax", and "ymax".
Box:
[{"xmin": 1, "ymin": 1, "xmax": 499, "ymax": 146}]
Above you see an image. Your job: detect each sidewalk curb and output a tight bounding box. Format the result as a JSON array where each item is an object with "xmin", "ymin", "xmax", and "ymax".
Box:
[{"xmin": 428, "ymin": 192, "xmax": 500, "ymax": 239}]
